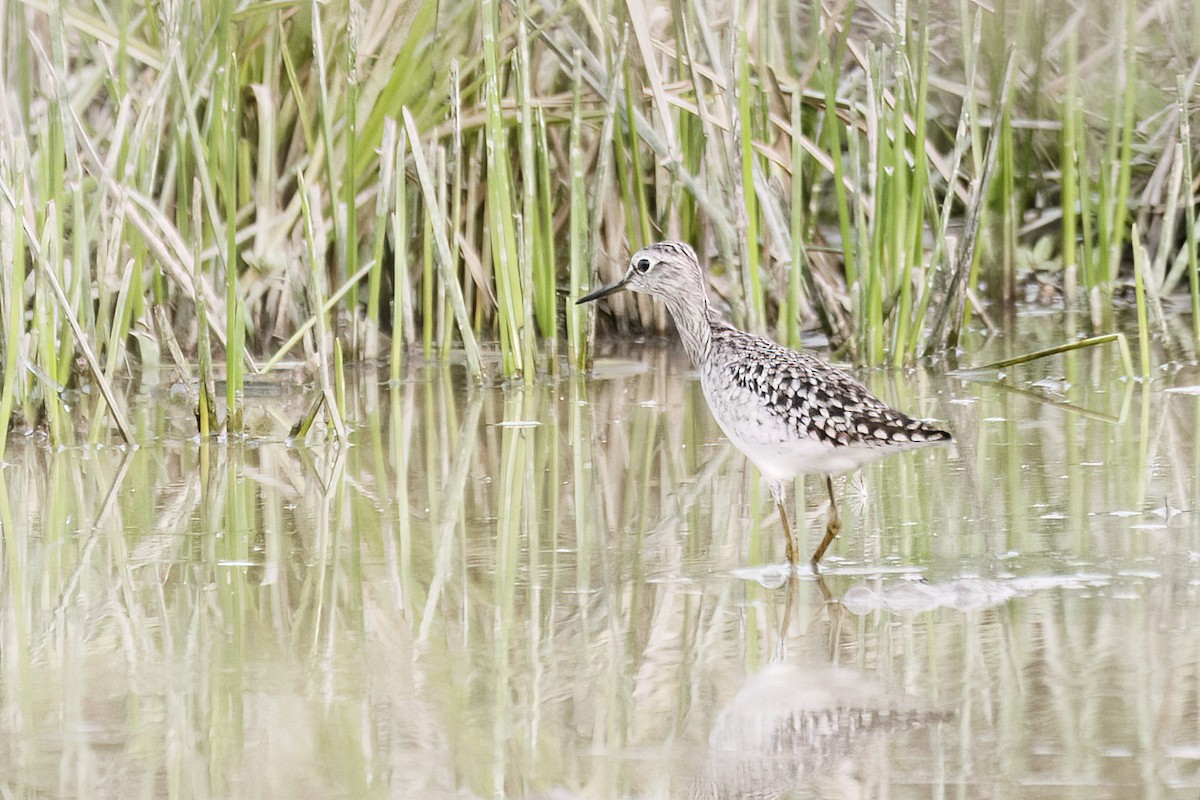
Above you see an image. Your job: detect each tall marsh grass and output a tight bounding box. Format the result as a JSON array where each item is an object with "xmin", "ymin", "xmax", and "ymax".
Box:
[{"xmin": 1, "ymin": 0, "xmax": 1199, "ymax": 442}]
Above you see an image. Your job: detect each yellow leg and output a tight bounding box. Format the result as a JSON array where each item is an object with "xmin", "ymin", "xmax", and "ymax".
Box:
[
  {"xmin": 776, "ymin": 498, "xmax": 798, "ymax": 566},
  {"xmin": 768, "ymin": 480, "xmax": 798, "ymax": 566},
  {"xmin": 810, "ymin": 475, "xmax": 842, "ymax": 568}
]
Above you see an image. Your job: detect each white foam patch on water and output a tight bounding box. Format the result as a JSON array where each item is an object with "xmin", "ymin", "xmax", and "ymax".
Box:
[
  {"xmin": 644, "ymin": 574, "xmax": 696, "ymax": 585},
  {"xmin": 1165, "ymin": 745, "xmax": 1200, "ymax": 759},
  {"xmin": 725, "ymin": 565, "xmax": 1156, "ymax": 615},
  {"xmin": 730, "ymin": 563, "xmax": 798, "ymax": 588},
  {"xmin": 729, "ymin": 561, "xmax": 926, "ymax": 587},
  {"xmin": 819, "ymin": 563, "xmax": 925, "ymax": 577},
  {"xmin": 839, "ymin": 572, "xmax": 1117, "ymax": 615},
  {"xmin": 841, "ymin": 579, "xmax": 1017, "ymax": 614}
]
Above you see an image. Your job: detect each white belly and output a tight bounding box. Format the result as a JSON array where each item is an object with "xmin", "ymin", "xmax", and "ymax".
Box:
[{"xmin": 716, "ymin": 420, "xmax": 890, "ymax": 479}]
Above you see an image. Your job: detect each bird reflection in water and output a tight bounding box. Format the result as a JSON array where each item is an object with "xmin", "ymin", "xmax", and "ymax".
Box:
[{"xmin": 689, "ymin": 580, "xmax": 950, "ymax": 799}]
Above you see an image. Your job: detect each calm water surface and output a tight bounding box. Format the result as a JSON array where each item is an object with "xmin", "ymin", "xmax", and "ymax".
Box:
[{"xmin": 2, "ymin": 321, "xmax": 1199, "ymax": 798}]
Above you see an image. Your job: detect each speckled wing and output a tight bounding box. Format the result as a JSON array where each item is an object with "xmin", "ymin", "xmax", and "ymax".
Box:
[{"xmin": 709, "ymin": 328, "xmax": 952, "ymax": 449}]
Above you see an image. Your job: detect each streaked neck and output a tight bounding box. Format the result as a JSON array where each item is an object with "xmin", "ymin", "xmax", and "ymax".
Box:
[{"xmin": 661, "ymin": 287, "xmax": 714, "ymax": 367}]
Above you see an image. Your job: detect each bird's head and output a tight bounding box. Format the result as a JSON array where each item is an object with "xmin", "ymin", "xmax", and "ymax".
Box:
[{"xmin": 576, "ymin": 241, "xmax": 704, "ymax": 306}]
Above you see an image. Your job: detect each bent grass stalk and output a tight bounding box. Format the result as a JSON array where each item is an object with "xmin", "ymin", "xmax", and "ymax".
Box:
[{"xmin": 973, "ymin": 332, "xmax": 1136, "ymax": 381}]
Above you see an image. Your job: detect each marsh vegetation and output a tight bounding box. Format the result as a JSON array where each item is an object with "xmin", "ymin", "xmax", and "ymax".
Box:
[
  {"xmin": 2, "ymin": 0, "xmax": 1199, "ymax": 438},
  {"xmin": 3, "ymin": 0, "xmax": 1200, "ymax": 796}
]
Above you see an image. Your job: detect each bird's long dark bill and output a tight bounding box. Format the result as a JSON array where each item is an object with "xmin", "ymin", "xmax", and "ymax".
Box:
[{"xmin": 576, "ymin": 276, "xmax": 630, "ymax": 305}]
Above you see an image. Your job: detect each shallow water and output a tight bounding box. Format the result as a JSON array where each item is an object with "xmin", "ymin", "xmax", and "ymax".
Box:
[{"xmin": 2, "ymin": 324, "xmax": 1199, "ymax": 798}]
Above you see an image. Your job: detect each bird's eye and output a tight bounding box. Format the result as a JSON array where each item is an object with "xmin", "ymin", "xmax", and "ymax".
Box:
[{"xmin": 635, "ymin": 258, "xmax": 651, "ymax": 273}]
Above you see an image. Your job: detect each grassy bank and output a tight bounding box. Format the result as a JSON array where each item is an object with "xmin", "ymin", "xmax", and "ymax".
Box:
[{"xmin": 1, "ymin": 0, "xmax": 1198, "ymax": 443}]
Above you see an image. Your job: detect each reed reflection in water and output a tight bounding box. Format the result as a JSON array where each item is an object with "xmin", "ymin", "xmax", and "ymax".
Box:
[{"xmin": 1, "ymin": 339, "xmax": 1198, "ymax": 798}]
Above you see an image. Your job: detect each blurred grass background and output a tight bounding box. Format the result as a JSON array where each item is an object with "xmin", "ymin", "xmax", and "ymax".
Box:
[{"xmin": 1, "ymin": 0, "xmax": 1198, "ymax": 443}]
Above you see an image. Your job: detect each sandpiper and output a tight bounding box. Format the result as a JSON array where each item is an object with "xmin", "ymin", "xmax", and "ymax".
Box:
[{"xmin": 578, "ymin": 241, "xmax": 952, "ymax": 569}]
